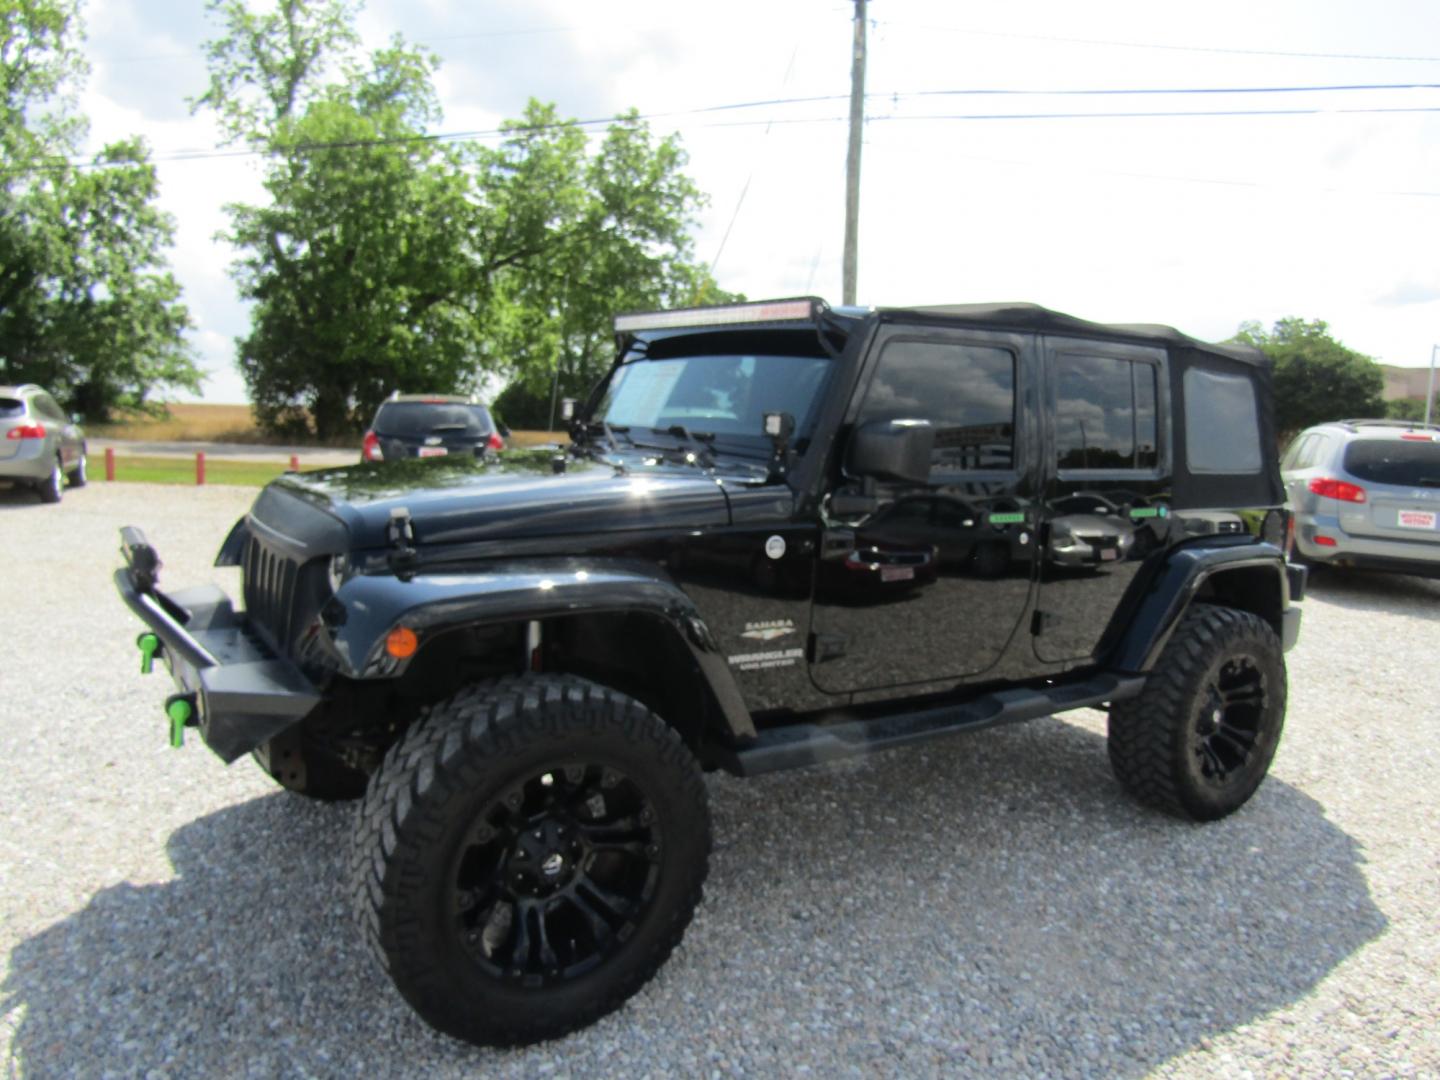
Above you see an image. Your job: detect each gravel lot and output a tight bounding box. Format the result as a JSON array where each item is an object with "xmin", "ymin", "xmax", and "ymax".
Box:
[{"xmin": 2, "ymin": 481, "xmax": 1437, "ymax": 1078}]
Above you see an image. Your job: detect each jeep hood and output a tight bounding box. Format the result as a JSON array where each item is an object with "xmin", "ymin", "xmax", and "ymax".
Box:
[{"xmin": 254, "ymin": 449, "xmax": 730, "ymax": 551}]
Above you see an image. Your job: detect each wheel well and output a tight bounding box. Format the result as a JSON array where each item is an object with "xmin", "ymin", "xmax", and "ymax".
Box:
[
  {"xmin": 539, "ymin": 612, "xmax": 721, "ymax": 755},
  {"xmin": 1193, "ymin": 565, "xmax": 1283, "ymax": 637}
]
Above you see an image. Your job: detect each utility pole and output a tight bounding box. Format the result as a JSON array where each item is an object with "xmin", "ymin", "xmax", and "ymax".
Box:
[{"xmin": 842, "ymin": 0, "xmax": 866, "ymax": 306}]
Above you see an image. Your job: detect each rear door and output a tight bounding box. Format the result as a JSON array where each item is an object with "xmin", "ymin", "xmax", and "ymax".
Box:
[{"xmin": 1033, "ymin": 338, "xmax": 1169, "ymax": 664}]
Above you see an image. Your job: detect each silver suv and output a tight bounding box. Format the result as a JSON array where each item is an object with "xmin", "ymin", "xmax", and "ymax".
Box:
[
  {"xmin": 1281, "ymin": 418, "xmax": 1440, "ymax": 578},
  {"xmin": 0, "ymin": 384, "xmax": 87, "ymax": 503}
]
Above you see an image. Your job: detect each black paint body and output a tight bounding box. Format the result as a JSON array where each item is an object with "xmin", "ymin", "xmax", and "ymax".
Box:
[{"xmin": 118, "ymin": 300, "xmax": 1302, "ymax": 773}]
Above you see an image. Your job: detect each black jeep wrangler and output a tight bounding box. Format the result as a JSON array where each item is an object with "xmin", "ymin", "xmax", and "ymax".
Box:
[{"xmin": 116, "ymin": 297, "xmax": 1303, "ymax": 1047}]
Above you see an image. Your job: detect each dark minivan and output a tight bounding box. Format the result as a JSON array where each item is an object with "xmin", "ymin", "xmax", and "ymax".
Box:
[{"xmin": 361, "ymin": 393, "xmax": 505, "ymax": 463}]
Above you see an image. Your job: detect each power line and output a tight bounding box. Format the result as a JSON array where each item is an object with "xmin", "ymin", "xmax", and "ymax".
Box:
[
  {"xmin": 878, "ymin": 23, "xmax": 1440, "ymax": 64},
  {"xmin": 9, "ymin": 91, "xmax": 1440, "ymax": 177}
]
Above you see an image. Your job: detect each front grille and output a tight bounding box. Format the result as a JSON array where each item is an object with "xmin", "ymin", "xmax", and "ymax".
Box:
[{"xmin": 242, "ymin": 535, "xmax": 303, "ymax": 653}]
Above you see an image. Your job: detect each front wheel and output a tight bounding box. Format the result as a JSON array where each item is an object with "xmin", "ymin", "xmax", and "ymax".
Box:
[
  {"xmin": 1108, "ymin": 603, "xmax": 1287, "ymax": 821},
  {"xmin": 352, "ymin": 675, "xmax": 711, "ymax": 1047}
]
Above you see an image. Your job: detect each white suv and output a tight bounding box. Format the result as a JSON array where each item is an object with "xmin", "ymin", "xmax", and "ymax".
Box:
[{"xmin": 1281, "ymin": 419, "xmax": 1440, "ymax": 578}]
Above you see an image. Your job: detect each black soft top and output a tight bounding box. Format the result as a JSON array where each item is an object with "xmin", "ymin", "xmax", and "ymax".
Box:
[{"xmin": 876, "ymin": 302, "xmax": 1264, "ymax": 367}]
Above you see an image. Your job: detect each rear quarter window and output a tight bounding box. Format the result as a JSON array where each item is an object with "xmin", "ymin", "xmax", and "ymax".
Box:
[
  {"xmin": 1183, "ymin": 368, "xmax": 1262, "ymax": 474},
  {"xmin": 0, "ymin": 397, "xmax": 24, "ymax": 418},
  {"xmin": 1343, "ymin": 439, "xmax": 1440, "ymax": 487}
]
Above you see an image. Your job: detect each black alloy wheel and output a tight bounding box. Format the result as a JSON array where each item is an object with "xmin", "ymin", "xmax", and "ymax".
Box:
[
  {"xmin": 1109, "ymin": 603, "xmax": 1287, "ymax": 821},
  {"xmin": 353, "ymin": 675, "xmax": 710, "ymax": 1047},
  {"xmin": 1191, "ymin": 656, "xmax": 1266, "ymax": 787},
  {"xmin": 453, "ymin": 762, "xmax": 663, "ymax": 985}
]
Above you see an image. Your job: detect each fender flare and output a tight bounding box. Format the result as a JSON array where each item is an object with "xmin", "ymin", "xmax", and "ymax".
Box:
[
  {"xmin": 1109, "ymin": 540, "xmax": 1293, "ymax": 673},
  {"xmin": 320, "ymin": 558, "xmax": 756, "ymax": 740}
]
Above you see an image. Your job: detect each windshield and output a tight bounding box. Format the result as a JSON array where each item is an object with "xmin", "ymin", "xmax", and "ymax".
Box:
[
  {"xmin": 1344, "ymin": 438, "xmax": 1440, "ymax": 487},
  {"xmin": 375, "ymin": 402, "xmax": 494, "ymax": 437},
  {"xmin": 593, "ymin": 353, "xmax": 832, "ymax": 446}
]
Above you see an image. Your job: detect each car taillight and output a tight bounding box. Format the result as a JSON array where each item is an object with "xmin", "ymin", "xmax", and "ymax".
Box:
[
  {"xmin": 5, "ymin": 423, "xmax": 46, "ymax": 440},
  {"xmin": 486, "ymin": 432, "xmax": 505, "ymax": 451},
  {"xmin": 1308, "ymin": 477, "xmax": 1367, "ymax": 503},
  {"xmin": 1314, "ymin": 535, "xmax": 1338, "ymax": 547},
  {"xmin": 362, "ymin": 430, "xmax": 382, "ymax": 462}
]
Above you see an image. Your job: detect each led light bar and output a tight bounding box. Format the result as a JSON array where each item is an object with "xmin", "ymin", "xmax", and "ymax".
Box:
[{"xmin": 614, "ymin": 297, "xmax": 821, "ymax": 333}]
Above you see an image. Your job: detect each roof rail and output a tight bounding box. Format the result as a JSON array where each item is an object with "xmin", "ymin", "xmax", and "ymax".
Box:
[{"xmin": 1337, "ymin": 418, "xmax": 1440, "ymax": 432}]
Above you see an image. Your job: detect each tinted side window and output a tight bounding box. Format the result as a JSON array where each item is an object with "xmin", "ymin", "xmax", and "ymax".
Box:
[
  {"xmin": 859, "ymin": 340, "xmax": 1016, "ymax": 473},
  {"xmin": 1055, "ymin": 355, "xmax": 1159, "ymax": 471}
]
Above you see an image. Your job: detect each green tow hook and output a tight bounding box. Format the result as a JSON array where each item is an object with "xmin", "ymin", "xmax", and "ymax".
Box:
[
  {"xmin": 166, "ymin": 698, "xmax": 192, "ymax": 749},
  {"xmin": 137, "ymin": 632, "xmax": 160, "ymax": 674}
]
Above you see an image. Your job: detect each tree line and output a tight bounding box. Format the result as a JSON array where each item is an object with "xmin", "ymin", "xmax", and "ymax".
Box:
[{"xmin": 0, "ymin": 0, "xmax": 1430, "ymax": 438}]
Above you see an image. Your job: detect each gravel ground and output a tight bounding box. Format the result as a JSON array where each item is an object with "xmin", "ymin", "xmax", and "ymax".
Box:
[{"xmin": 2, "ymin": 482, "xmax": 1437, "ymax": 1078}]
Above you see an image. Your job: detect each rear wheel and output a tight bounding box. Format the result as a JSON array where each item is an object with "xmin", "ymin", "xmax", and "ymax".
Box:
[
  {"xmin": 1108, "ymin": 603, "xmax": 1286, "ymax": 821},
  {"xmin": 36, "ymin": 455, "xmax": 62, "ymax": 503},
  {"xmin": 352, "ymin": 674, "xmax": 710, "ymax": 1047}
]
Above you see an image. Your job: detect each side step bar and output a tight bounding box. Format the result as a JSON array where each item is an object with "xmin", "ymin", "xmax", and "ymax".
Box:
[{"xmin": 718, "ymin": 672, "xmax": 1146, "ymax": 777}]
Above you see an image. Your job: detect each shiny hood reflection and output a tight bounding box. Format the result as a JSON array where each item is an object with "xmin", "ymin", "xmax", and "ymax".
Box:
[{"xmin": 265, "ymin": 448, "xmax": 730, "ymax": 550}]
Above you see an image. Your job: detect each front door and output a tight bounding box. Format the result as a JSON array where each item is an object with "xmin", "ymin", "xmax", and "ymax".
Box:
[{"xmin": 808, "ymin": 325, "xmax": 1039, "ymax": 695}]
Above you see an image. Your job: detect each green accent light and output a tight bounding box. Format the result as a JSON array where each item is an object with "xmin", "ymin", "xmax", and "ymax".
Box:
[
  {"xmin": 989, "ymin": 512, "xmax": 1025, "ymax": 525},
  {"xmin": 138, "ymin": 633, "xmax": 160, "ymax": 674},
  {"xmin": 1128, "ymin": 506, "xmax": 1170, "ymax": 519},
  {"xmin": 167, "ymin": 699, "xmax": 192, "ymax": 749}
]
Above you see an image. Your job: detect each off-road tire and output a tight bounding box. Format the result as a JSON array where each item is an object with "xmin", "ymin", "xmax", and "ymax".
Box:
[
  {"xmin": 1108, "ymin": 603, "xmax": 1286, "ymax": 821},
  {"xmin": 67, "ymin": 448, "xmax": 87, "ymax": 488},
  {"xmin": 36, "ymin": 455, "xmax": 62, "ymax": 503},
  {"xmin": 351, "ymin": 674, "xmax": 711, "ymax": 1047}
]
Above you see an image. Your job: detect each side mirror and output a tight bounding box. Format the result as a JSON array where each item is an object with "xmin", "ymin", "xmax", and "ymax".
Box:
[{"xmin": 845, "ymin": 419, "xmax": 934, "ymax": 485}]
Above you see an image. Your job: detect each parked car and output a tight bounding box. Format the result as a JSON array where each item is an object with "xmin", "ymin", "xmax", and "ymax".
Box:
[
  {"xmin": 361, "ymin": 393, "xmax": 506, "ymax": 463},
  {"xmin": 1281, "ymin": 418, "xmax": 1440, "ymax": 578},
  {"xmin": 0, "ymin": 383, "xmax": 86, "ymax": 503},
  {"xmin": 116, "ymin": 296, "xmax": 1300, "ymax": 1048}
]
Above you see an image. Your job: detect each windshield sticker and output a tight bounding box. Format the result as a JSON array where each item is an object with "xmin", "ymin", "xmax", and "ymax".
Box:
[
  {"xmin": 742, "ymin": 618, "xmax": 796, "ymax": 642},
  {"xmin": 764, "ymin": 535, "xmax": 786, "ymax": 560},
  {"xmin": 728, "ymin": 647, "xmax": 804, "ymax": 672}
]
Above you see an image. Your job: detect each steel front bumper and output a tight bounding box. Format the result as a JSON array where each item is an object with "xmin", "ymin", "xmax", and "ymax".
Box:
[{"xmin": 115, "ymin": 526, "xmax": 320, "ymax": 762}]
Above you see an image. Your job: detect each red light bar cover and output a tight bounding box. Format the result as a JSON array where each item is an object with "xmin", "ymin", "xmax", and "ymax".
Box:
[{"xmin": 614, "ymin": 298, "xmax": 820, "ymax": 333}]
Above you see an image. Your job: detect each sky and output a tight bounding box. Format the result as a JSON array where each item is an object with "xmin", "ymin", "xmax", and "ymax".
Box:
[{"xmin": 75, "ymin": 0, "xmax": 1440, "ymax": 404}]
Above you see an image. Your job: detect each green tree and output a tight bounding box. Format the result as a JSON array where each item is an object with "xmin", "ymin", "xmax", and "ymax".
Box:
[
  {"xmin": 485, "ymin": 104, "xmax": 738, "ymax": 429},
  {"xmin": 1384, "ymin": 394, "xmax": 1438, "ymax": 423},
  {"xmin": 197, "ymin": 1, "xmax": 481, "ymax": 437},
  {"xmin": 1231, "ymin": 318, "xmax": 1385, "ymax": 439},
  {"xmin": 0, "ymin": 0, "xmax": 199, "ymax": 417},
  {"xmin": 199, "ymin": 1, "xmax": 731, "ymax": 437}
]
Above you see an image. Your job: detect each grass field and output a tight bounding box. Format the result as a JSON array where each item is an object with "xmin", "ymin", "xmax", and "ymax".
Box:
[
  {"xmin": 106, "ymin": 455, "xmax": 326, "ymax": 487},
  {"xmin": 88, "ymin": 404, "xmax": 272, "ymax": 443},
  {"xmin": 89, "ymin": 403, "xmax": 565, "ymax": 449}
]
